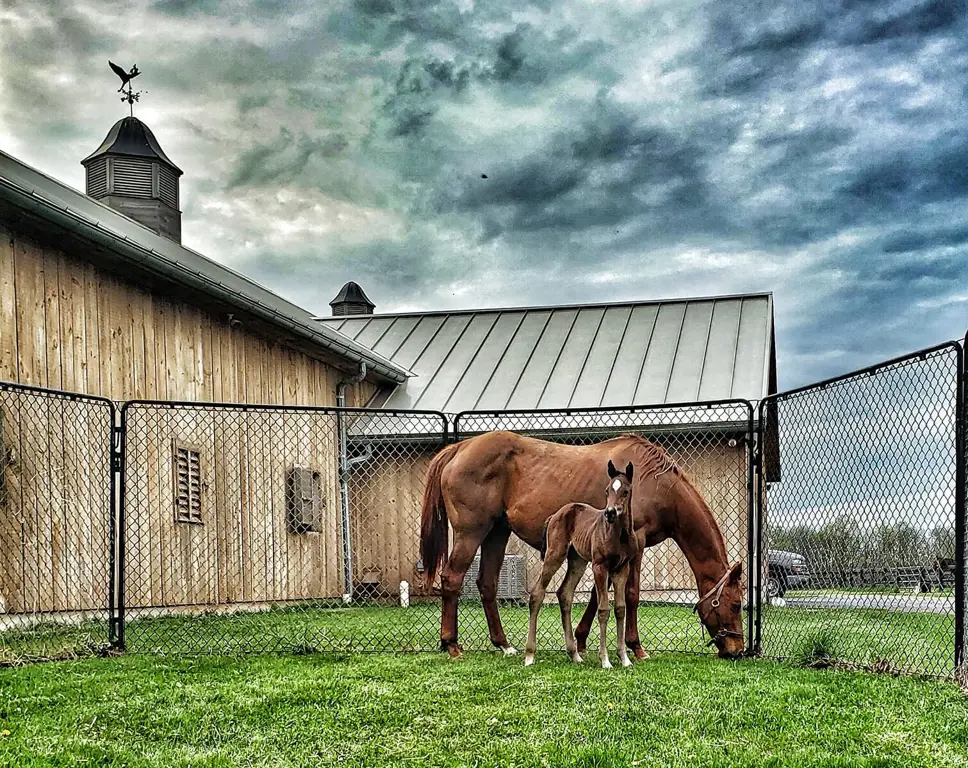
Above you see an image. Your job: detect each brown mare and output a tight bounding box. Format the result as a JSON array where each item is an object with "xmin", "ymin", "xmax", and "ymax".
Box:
[
  {"xmin": 525, "ymin": 460, "xmax": 639, "ymax": 669},
  {"xmin": 420, "ymin": 430, "xmax": 746, "ymax": 659}
]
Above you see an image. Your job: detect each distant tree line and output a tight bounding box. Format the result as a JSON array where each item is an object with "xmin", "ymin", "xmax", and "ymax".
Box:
[{"xmin": 768, "ymin": 516, "xmax": 956, "ymax": 589}]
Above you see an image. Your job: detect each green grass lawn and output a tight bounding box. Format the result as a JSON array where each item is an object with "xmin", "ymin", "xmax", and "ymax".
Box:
[
  {"xmin": 2, "ymin": 599, "xmax": 956, "ymax": 676},
  {"xmin": 1, "ymin": 652, "xmax": 967, "ymax": 767}
]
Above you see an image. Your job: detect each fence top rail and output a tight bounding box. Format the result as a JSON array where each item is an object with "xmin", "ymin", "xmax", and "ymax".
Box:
[
  {"xmin": 120, "ymin": 399, "xmax": 448, "ymax": 421},
  {"xmin": 0, "ymin": 378, "xmax": 116, "ymax": 410},
  {"xmin": 454, "ymin": 397, "xmax": 755, "ymax": 421},
  {"xmin": 760, "ymin": 341, "xmax": 962, "ymax": 406}
]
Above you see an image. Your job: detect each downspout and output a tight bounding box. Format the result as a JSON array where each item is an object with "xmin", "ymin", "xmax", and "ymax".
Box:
[{"xmin": 337, "ymin": 361, "xmax": 366, "ymax": 602}]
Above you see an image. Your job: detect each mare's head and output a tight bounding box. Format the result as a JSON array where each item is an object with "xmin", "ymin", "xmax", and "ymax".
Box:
[
  {"xmin": 694, "ymin": 561, "xmax": 745, "ymax": 659},
  {"xmin": 604, "ymin": 460, "xmax": 633, "ymax": 525}
]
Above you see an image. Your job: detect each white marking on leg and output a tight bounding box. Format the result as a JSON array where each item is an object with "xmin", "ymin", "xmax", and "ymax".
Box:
[
  {"xmin": 602, "ymin": 657, "xmax": 612, "ymax": 669},
  {"xmin": 502, "ymin": 645, "xmax": 518, "ymax": 656},
  {"xmin": 572, "ymin": 653, "xmax": 583, "ymax": 664},
  {"xmin": 524, "ymin": 653, "xmax": 535, "ymax": 666},
  {"xmin": 621, "ymin": 653, "xmax": 633, "ymax": 668}
]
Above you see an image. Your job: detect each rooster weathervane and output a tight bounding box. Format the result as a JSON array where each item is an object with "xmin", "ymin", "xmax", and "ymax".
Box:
[{"xmin": 109, "ymin": 60, "xmax": 142, "ymax": 116}]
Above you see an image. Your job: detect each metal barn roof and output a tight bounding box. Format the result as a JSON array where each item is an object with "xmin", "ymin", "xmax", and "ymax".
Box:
[{"xmin": 317, "ymin": 294, "xmax": 776, "ymax": 412}]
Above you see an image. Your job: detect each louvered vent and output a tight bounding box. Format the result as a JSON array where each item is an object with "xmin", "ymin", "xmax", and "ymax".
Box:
[
  {"xmin": 85, "ymin": 159, "xmax": 108, "ymax": 198},
  {"xmin": 173, "ymin": 442, "xmax": 202, "ymax": 524},
  {"xmin": 112, "ymin": 157, "xmax": 153, "ymax": 197},
  {"xmin": 158, "ymin": 165, "xmax": 179, "ymax": 209},
  {"xmin": 333, "ymin": 303, "xmax": 372, "ymax": 317}
]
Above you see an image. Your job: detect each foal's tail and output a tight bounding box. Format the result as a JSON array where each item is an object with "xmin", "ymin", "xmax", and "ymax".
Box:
[
  {"xmin": 420, "ymin": 442, "xmax": 461, "ymax": 590},
  {"xmin": 539, "ymin": 519, "xmax": 551, "ymax": 561}
]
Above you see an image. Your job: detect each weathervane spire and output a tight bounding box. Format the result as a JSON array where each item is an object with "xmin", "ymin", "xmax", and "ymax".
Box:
[{"xmin": 108, "ymin": 60, "xmax": 142, "ymax": 117}]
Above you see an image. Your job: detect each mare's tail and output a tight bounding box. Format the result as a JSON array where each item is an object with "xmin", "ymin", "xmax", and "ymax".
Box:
[{"xmin": 420, "ymin": 442, "xmax": 461, "ymax": 590}]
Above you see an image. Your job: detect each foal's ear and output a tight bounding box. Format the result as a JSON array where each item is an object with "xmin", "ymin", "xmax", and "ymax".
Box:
[
  {"xmin": 625, "ymin": 462, "xmax": 633, "ymax": 482},
  {"xmin": 607, "ymin": 459, "xmax": 619, "ymax": 478},
  {"xmin": 728, "ymin": 561, "xmax": 743, "ymax": 585}
]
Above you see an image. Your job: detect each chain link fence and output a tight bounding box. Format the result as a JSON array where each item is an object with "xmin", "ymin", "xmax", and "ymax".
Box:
[
  {"xmin": 0, "ymin": 382, "xmax": 115, "ymax": 663},
  {"xmin": 3, "ymin": 334, "xmax": 967, "ymax": 676},
  {"xmin": 757, "ymin": 343, "xmax": 962, "ymax": 676},
  {"xmin": 453, "ymin": 402, "xmax": 755, "ymax": 656},
  {"xmin": 119, "ymin": 402, "xmax": 447, "ymax": 653}
]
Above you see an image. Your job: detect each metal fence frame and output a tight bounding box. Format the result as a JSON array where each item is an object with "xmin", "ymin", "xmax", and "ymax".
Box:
[
  {"xmin": 454, "ymin": 399, "xmax": 758, "ymax": 656},
  {"xmin": 0, "ymin": 380, "xmax": 117, "ymax": 659},
  {"xmin": 116, "ymin": 399, "xmax": 449, "ymax": 653},
  {"xmin": 756, "ymin": 341, "xmax": 964, "ymax": 676},
  {"xmin": 2, "ymin": 333, "xmax": 968, "ymax": 674}
]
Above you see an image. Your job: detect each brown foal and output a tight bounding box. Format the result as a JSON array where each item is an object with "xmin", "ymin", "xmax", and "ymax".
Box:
[{"xmin": 524, "ymin": 460, "xmax": 639, "ymax": 669}]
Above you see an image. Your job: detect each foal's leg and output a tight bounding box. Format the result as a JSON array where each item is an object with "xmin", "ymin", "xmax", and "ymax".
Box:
[
  {"xmin": 612, "ymin": 567, "xmax": 632, "ymax": 667},
  {"xmin": 575, "ymin": 588, "xmax": 596, "ymax": 656},
  {"xmin": 524, "ymin": 539, "xmax": 567, "ymax": 667},
  {"xmin": 476, "ymin": 520, "xmax": 516, "ymax": 655},
  {"xmin": 557, "ymin": 552, "xmax": 588, "ymax": 663},
  {"xmin": 593, "ymin": 565, "xmax": 612, "ymax": 669}
]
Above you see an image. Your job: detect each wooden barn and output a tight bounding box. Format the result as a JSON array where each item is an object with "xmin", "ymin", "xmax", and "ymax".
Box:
[
  {"xmin": 319, "ymin": 297, "xmax": 777, "ymax": 602},
  {"xmin": 0, "ymin": 118, "xmax": 407, "ymax": 619},
  {"xmin": 0, "ymin": 113, "xmax": 776, "ymax": 625}
]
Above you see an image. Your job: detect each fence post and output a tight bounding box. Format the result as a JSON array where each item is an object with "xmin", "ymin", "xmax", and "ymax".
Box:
[
  {"xmin": 114, "ymin": 405, "xmax": 128, "ymax": 651},
  {"xmin": 745, "ymin": 403, "xmax": 756, "ymax": 656},
  {"xmin": 956, "ymin": 337, "xmax": 966, "ymax": 671},
  {"xmin": 754, "ymin": 399, "xmax": 768, "ymax": 655},
  {"xmin": 108, "ymin": 415, "xmax": 121, "ymax": 648}
]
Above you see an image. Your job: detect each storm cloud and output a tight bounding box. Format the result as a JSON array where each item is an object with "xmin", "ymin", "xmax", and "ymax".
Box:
[{"xmin": 2, "ymin": 0, "xmax": 968, "ymax": 389}]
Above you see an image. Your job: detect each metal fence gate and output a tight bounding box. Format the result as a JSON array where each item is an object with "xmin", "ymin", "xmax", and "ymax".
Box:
[
  {"xmin": 118, "ymin": 401, "xmax": 448, "ymax": 653},
  {"xmin": 454, "ymin": 401, "xmax": 756, "ymax": 656},
  {"xmin": 0, "ymin": 382, "xmax": 115, "ymax": 662},
  {"xmin": 756, "ymin": 343, "xmax": 963, "ymax": 676}
]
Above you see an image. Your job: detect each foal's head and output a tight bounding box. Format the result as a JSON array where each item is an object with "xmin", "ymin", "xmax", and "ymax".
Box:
[{"xmin": 604, "ymin": 460, "xmax": 633, "ymax": 526}]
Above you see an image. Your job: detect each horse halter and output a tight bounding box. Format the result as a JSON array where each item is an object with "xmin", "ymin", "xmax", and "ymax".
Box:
[{"xmin": 693, "ymin": 566, "xmax": 744, "ymax": 648}]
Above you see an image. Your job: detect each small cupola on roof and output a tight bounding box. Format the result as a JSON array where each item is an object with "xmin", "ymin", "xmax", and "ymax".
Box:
[
  {"xmin": 81, "ymin": 116, "xmax": 183, "ymax": 242},
  {"xmin": 330, "ymin": 281, "xmax": 375, "ymax": 316}
]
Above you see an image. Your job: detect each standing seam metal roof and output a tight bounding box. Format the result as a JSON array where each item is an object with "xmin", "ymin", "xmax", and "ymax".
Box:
[{"xmin": 317, "ymin": 294, "xmax": 775, "ymax": 412}]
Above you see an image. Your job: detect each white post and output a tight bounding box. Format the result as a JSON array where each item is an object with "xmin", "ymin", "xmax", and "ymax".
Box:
[{"xmin": 400, "ymin": 580, "xmax": 410, "ymax": 608}]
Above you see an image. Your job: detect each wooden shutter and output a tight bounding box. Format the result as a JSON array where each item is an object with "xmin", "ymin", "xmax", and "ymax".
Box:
[{"xmin": 173, "ymin": 442, "xmax": 202, "ymax": 524}]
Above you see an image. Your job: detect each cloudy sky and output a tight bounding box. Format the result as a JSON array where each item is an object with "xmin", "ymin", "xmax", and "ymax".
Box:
[{"xmin": 1, "ymin": 0, "xmax": 967, "ymax": 390}]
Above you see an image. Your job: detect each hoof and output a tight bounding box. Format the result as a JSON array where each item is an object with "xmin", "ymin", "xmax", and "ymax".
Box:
[
  {"xmin": 601, "ymin": 658, "xmax": 613, "ymax": 669},
  {"xmin": 502, "ymin": 645, "xmax": 518, "ymax": 657},
  {"xmin": 621, "ymin": 656, "xmax": 633, "ymax": 668},
  {"xmin": 571, "ymin": 654, "xmax": 583, "ymax": 664},
  {"xmin": 446, "ymin": 644, "xmax": 463, "ymax": 659},
  {"xmin": 524, "ymin": 654, "xmax": 535, "ymax": 667},
  {"xmin": 633, "ymin": 646, "xmax": 649, "ymax": 660}
]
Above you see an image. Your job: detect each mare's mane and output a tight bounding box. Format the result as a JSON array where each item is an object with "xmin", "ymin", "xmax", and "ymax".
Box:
[{"xmin": 615, "ymin": 434, "xmax": 684, "ymax": 480}]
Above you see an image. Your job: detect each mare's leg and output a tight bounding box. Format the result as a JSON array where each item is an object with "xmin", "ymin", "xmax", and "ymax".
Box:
[
  {"xmin": 612, "ymin": 568, "xmax": 632, "ymax": 667},
  {"xmin": 624, "ymin": 545, "xmax": 650, "ymax": 660},
  {"xmin": 476, "ymin": 518, "xmax": 515, "ymax": 655},
  {"xmin": 439, "ymin": 528, "xmax": 489, "ymax": 657},
  {"xmin": 575, "ymin": 588, "xmax": 596, "ymax": 655},
  {"xmin": 524, "ymin": 538, "xmax": 568, "ymax": 666},
  {"xmin": 593, "ymin": 565, "xmax": 612, "ymax": 669},
  {"xmin": 557, "ymin": 551, "xmax": 587, "ymax": 663}
]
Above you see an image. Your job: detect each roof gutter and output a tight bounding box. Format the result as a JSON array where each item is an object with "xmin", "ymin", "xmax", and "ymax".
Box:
[{"xmin": 0, "ymin": 176, "xmax": 410, "ymax": 385}]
